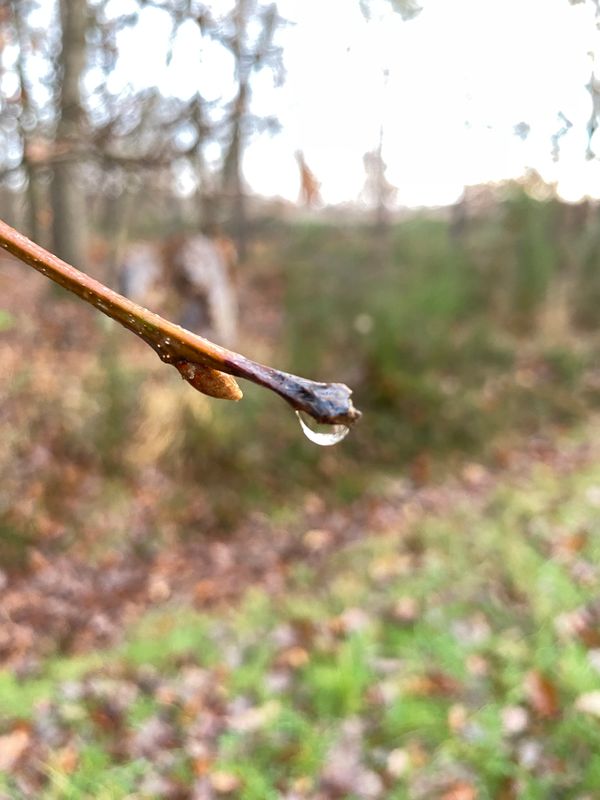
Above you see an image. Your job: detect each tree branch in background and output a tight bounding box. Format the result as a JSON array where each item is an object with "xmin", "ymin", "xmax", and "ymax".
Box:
[{"xmin": 0, "ymin": 219, "xmax": 361, "ymax": 427}]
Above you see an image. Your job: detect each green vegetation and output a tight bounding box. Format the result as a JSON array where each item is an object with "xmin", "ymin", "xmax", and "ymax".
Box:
[
  {"xmin": 4, "ymin": 453, "xmax": 600, "ymax": 797},
  {"xmin": 283, "ymin": 191, "xmax": 600, "ymax": 469},
  {"xmin": 5, "ymin": 185, "xmax": 600, "ymax": 797},
  {"xmin": 6, "ymin": 185, "xmax": 600, "ymax": 554}
]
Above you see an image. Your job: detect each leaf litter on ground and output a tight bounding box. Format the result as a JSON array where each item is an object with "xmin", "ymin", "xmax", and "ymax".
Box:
[{"xmin": 4, "ymin": 425, "xmax": 600, "ymax": 796}]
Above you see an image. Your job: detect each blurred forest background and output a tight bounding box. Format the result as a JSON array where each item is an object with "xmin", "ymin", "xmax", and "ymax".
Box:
[{"xmin": 6, "ymin": 0, "xmax": 600, "ymax": 798}]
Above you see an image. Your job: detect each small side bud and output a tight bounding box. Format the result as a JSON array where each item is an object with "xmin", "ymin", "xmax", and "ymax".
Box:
[{"xmin": 175, "ymin": 360, "xmax": 243, "ymax": 401}]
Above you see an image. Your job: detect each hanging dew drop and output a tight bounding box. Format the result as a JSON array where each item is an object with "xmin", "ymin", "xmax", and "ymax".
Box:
[{"xmin": 295, "ymin": 410, "xmax": 350, "ymax": 447}]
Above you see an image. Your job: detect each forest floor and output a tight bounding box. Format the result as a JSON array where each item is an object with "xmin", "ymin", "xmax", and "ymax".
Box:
[
  {"xmin": 6, "ymin": 218, "xmax": 600, "ymax": 798},
  {"xmin": 3, "ymin": 421, "xmax": 600, "ymax": 798}
]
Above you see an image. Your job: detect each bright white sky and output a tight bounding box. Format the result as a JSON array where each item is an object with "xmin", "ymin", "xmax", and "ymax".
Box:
[{"xmin": 112, "ymin": 0, "xmax": 600, "ymax": 207}]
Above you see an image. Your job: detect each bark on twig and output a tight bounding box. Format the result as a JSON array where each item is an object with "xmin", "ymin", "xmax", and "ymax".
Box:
[{"xmin": 0, "ymin": 219, "xmax": 361, "ymax": 426}]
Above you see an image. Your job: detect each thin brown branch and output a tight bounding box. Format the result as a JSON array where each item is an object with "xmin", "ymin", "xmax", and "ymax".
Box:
[{"xmin": 0, "ymin": 219, "xmax": 361, "ymax": 426}]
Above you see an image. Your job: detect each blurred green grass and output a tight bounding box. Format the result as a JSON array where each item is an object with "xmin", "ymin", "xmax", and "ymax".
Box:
[{"xmin": 4, "ymin": 451, "xmax": 600, "ymax": 796}]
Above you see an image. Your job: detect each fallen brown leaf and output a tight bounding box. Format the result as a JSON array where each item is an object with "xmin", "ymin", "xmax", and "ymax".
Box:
[
  {"xmin": 54, "ymin": 743, "xmax": 79, "ymax": 774},
  {"xmin": 524, "ymin": 670, "xmax": 559, "ymax": 719},
  {"xmin": 495, "ymin": 776, "xmax": 519, "ymax": 800},
  {"xmin": 410, "ymin": 452, "xmax": 431, "ymax": 485},
  {"xmin": 194, "ymin": 579, "xmax": 220, "ymax": 605},
  {"xmin": 0, "ymin": 728, "xmax": 30, "ymax": 771},
  {"xmin": 461, "ymin": 462, "xmax": 488, "ymax": 488},
  {"xmin": 303, "ymin": 528, "xmax": 333, "ymax": 552},
  {"xmin": 210, "ymin": 771, "xmax": 241, "ymax": 794},
  {"xmin": 553, "ymin": 530, "xmax": 588, "ymax": 560},
  {"xmin": 390, "ymin": 596, "xmax": 419, "ymax": 625},
  {"xmin": 276, "ymin": 646, "xmax": 310, "ymax": 669},
  {"xmin": 448, "ymin": 703, "xmax": 468, "ymax": 733},
  {"xmin": 442, "ymin": 780, "xmax": 478, "ymax": 800},
  {"xmin": 405, "ymin": 670, "xmax": 462, "ymax": 698},
  {"xmin": 555, "ymin": 604, "xmax": 600, "ymax": 648},
  {"xmin": 466, "ymin": 654, "xmax": 489, "ymax": 677}
]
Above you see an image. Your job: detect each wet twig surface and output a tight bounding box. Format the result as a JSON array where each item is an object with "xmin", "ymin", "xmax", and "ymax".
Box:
[{"xmin": 0, "ymin": 219, "xmax": 361, "ymax": 426}]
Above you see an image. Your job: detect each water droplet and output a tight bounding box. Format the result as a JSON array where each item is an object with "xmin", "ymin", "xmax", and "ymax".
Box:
[{"xmin": 295, "ymin": 410, "xmax": 350, "ymax": 447}]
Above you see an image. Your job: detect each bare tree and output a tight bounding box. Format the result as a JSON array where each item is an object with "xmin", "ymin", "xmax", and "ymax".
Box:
[
  {"xmin": 9, "ymin": 1, "xmax": 45, "ymax": 243},
  {"xmin": 0, "ymin": 0, "xmax": 287, "ymax": 263},
  {"xmin": 0, "ymin": 2, "xmax": 54, "ymax": 240},
  {"xmin": 50, "ymin": 0, "xmax": 88, "ymax": 266},
  {"xmin": 361, "ymin": 130, "xmax": 396, "ymax": 230},
  {"xmin": 358, "ymin": 2, "xmax": 421, "ymax": 227},
  {"xmin": 218, "ymin": 0, "xmax": 286, "ymax": 259}
]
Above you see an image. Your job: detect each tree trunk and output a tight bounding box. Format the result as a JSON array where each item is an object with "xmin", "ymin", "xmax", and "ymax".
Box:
[
  {"xmin": 373, "ymin": 127, "xmax": 389, "ymax": 233},
  {"xmin": 25, "ymin": 165, "xmax": 44, "ymax": 244},
  {"xmin": 222, "ymin": 82, "xmax": 248, "ymax": 261},
  {"xmin": 11, "ymin": 0, "xmax": 45, "ymax": 245},
  {"xmin": 0, "ymin": 186, "xmax": 17, "ymax": 229},
  {"xmin": 51, "ymin": 0, "xmax": 88, "ymax": 267}
]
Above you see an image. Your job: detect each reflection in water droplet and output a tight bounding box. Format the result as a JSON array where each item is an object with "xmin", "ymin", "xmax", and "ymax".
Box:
[{"xmin": 295, "ymin": 410, "xmax": 350, "ymax": 447}]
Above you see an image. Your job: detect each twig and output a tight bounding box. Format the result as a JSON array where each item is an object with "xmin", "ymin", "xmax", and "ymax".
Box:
[{"xmin": 0, "ymin": 219, "xmax": 361, "ymax": 426}]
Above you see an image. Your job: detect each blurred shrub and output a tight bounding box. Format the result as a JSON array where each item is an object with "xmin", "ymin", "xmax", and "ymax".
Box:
[
  {"xmin": 281, "ymin": 186, "xmax": 600, "ymax": 467},
  {"xmin": 573, "ymin": 212, "xmax": 600, "ymax": 329},
  {"xmin": 502, "ymin": 189, "xmax": 558, "ymax": 331},
  {"xmin": 4, "ymin": 181, "xmax": 600, "ymax": 565}
]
